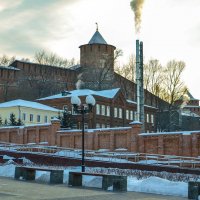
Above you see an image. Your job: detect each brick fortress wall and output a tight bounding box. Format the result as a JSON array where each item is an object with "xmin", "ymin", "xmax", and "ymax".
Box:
[{"xmin": 0, "ymin": 60, "xmax": 77, "ymax": 102}]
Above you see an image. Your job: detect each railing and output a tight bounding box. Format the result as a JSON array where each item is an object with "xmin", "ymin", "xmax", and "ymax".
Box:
[{"xmin": 0, "ymin": 142, "xmax": 200, "ymax": 169}]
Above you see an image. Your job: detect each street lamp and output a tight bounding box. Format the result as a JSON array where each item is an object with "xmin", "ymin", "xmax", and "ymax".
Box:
[{"xmin": 71, "ymin": 95, "xmax": 96, "ymax": 172}]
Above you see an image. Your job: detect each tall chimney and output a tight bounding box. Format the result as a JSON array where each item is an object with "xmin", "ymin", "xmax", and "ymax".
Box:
[
  {"xmin": 135, "ymin": 40, "xmax": 145, "ymax": 132},
  {"xmin": 139, "ymin": 41, "xmax": 145, "ymax": 132},
  {"xmin": 136, "ymin": 40, "xmax": 140, "ymax": 122}
]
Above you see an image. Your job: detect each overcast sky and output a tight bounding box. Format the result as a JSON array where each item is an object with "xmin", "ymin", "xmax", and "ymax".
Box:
[{"xmin": 0, "ymin": 0, "xmax": 200, "ymax": 99}]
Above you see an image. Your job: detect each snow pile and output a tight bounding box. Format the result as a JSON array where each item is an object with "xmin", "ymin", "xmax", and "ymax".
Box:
[
  {"xmin": 0, "ymin": 164, "xmax": 15, "ymax": 177},
  {"xmin": 83, "ymin": 175, "xmax": 102, "ymax": 188},
  {"xmin": 4, "ymin": 160, "xmax": 16, "ymax": 165},
  {"xmin": 3, "ymin": 155, "xmax": 15, "ymax": 160},
  {"xmin": 87, "ymin": 167, "xmax": 200, "ymax": 182},
  {"xmin": 20, "ymin": 157, "xmax": 34, "ymax": 165},
  {"xmin": 36, "ymin": 171, "xmax": 50, "ymax": 183},
  {"xmin": 128, "ymin": 176, "xmax": 187, "ymax": 197},
  {"xmin": 0, "ymin": 164, "xmax": 191, "ymax": 197}
]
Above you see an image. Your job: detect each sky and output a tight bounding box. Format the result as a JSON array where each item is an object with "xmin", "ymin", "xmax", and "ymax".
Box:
[{"xmin": 0, "ymin": 0, "xmax": 200, "ymax": 99}]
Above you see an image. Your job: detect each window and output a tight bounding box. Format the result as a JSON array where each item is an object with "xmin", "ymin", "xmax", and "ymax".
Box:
[
  {"xmin": 146, "ymin": 113, "xmax": 149, "ymax": 123},
  {"xmin": 84, "ymin": 123, "xmax": 88, "ymax": 129},
  {"xmin": 96, "ymin": 123, "xmax": 100, "ymax": 128},
  {"xmin": 106, "ymin": 106, "xmax": 110, "ymax": 116},
  {"xmin": 114, "ymin": 107, "xmax": 118, "ymax": 118},
  {"xmin": 130, "ymin": 111, "xmax": 133, "ymax": 120},
  {"xmin": 22, "ymin": 113, "xmax": 26, "ymax": 121},
  {"xmin": 44, "ymin": 116, "xmax": 48, "ymax": 123},
  {"xmin": 63, "ymin": 105, "xmax": 68, "ymax": 111},
  {"xmin": 134, "ymin": 112, "xmax": 138, "ymax": 121},
  {"xmin": 72, "ymin": 124, "xmax": 77, "ymax": 129},
  {"xmin": 72, "ymin": 106, "xmax": 78, "ymax": 115},
  {"xmin": 30, "ymin": 114, "xmax": 33, "ymax": 122},
  {"xmin": 101, "ymin": 124, "xmax": 105, "ymax": 128},
  {"xmin": 151, "ymin": 114, "xmax": 154, "ymax": 124},
  {"xmin": 119, "ymin": 108, "xmax": 122, "ymax": 118},
  {"xmin": 96, "ymin": 104, "xmax": 100, "ymax": 115},
  {"xmin": 126, "ymin": 110, "xmax": 129, "ymax": 120},
  {"xmin": 37, "ymin": 115, "xmax": 40, "ymax": 123},
  {"xmin": 107, "ymin": 124, "xmax": 110, "ymax": 128},
  {"xmin": 101, "ymin": 105, "xmax": 105, "ymax": 115}
]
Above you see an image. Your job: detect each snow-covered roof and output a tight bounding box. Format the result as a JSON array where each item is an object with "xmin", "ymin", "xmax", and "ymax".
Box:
[
  {"xmin": 68, "ymin": 64, "xmax": 81, "ymax": 70},
  {"xmin": 38, "ymin": 88, "xmax": 120, "ymax": 101},
  {"xmin": 181, "ymin": 110, "xmax": 200, "ymax": 117},
  {"xmin": 0, "ymin": 66, "xmax": 20, "ymax": 71},
  {"xmin": 0, "ymin": 99, "xmax": 61, "ymax": 112},
  {"xmin": 185, "ymin": 105, "xmax": 200, "ymax": 108},
  {"xmin": 88, "ymin": 30, "xmax": 107, "ymax": 45},
  {"xmin": 140, "ymin": 130, "xmax": 200, "ymax": 136}
]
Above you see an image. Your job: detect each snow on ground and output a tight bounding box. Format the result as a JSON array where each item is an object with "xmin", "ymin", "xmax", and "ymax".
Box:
[
  {"xmin": 0, "ymin": 163, "xmax": 15, "ymax": 177},
  {"xmin": 0, "ymin": 161, "xmax": 189, "ymax": 198},
  {"xmin": 127, "ymin": 176, "xmax": 187, "ymax": 197}
]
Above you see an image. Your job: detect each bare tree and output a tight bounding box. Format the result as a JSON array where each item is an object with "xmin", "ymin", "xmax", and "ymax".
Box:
[
  {"xmin": 144, "ymin": 59, "xmax": 164, "ymax": 97},
  {"xmin": 162, "ymin": 60, "xmax": 187, "ymax": 106},
  {"xmin": 155, "ymin": 60, "xmax": 188, "ymax": 131},
  {"xmin": 115, "ymin": 54, "xmax": 136, "ymax": 82},
  {"xmin": 115, "ymin": 56, "xmax": 187, "ymax": 103},
  {"xmin": 114, "ymin": 49, "xmax": 123, "ymax": 65},
  {"xmin": 0, "ymin": 55, "xmax": 16, "ymax": 66},
  {"xmin": 34, "ymin": 50, "xmax": 76, "ymax": 68}
]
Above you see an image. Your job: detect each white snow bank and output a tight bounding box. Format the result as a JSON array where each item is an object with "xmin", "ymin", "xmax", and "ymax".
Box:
[
  {"xmin": 128, "ymin": 176, "xmax": 187, "ymax": 197},
  {"xmin": 0, "ymin": 164, "xmax": 189, "ymax": 197},
  {"xmin": 0, "ymin": 164, "xmax": 15, "ymax": 177}
]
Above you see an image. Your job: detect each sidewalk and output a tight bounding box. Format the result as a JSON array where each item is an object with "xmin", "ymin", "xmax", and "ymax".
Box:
[{"xmin": 0, "ymin": 177, "xmax": 187, "ymax": 200}]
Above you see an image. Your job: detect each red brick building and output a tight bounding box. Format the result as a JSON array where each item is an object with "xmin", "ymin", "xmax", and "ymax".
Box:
[
  {"xmin": 37, "ymin": 88, "xmax": 157, "ymax": 132},
  {"xmin": 175, "ymin": 91, "xmax": 200, "ymax": 116}
]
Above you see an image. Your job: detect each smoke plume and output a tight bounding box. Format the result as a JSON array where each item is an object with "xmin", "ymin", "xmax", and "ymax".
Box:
[
  {"xmin": 76, "ymin": 73, "xmax": 84, "ymax": 89},
  {"xmin": 130, "ymin": 0, "xmax": 145, "ymax": 34}
]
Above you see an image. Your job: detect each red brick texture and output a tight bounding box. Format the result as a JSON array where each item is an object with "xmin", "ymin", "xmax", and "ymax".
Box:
[{"xmin": 0, "ymin": 120, "xmax": 200, "ymax": 157}]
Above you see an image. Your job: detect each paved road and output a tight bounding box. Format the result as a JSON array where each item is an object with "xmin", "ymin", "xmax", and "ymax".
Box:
[{"xmin": 0, "ymin": 177, "xmax": 187, "ymax": 200}]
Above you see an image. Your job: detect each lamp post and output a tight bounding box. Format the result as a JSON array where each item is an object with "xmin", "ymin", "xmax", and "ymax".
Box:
[{"xmin": 71, "ymin": 95, "xmax": 96, "ymax": 172}]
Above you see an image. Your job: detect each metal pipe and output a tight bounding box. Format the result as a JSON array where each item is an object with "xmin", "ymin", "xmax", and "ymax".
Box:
[
  {"xmin": 136, "ymin": 40, "xmax": 140, "ymax": 121},
  {"xmin": 81, "ymin": 105, "xmax": 85, "ymax": 172},
  {"xmin": 140, "ymin": 41, "xmax": 145, "ymax": 132}
]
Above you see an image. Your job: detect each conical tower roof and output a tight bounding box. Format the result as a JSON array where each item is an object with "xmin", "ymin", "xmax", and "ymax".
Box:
[{"xmin": 88, "ymin": 30, "xmax": 107, "ymax": 45}]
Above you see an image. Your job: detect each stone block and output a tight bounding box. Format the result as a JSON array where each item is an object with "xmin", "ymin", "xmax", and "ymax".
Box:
[{"xmin": 188, "ymin": 181, "xmax": 200, "ymax": 199}]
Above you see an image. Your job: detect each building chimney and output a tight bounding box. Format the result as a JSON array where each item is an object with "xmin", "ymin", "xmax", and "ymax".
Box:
[
  {"xmin": 136, "ymin": 40, "xmax": 140, "ymax": 122},
  {"xmin": 135, "ymin": 40, "xmax": 145, "ymax": 132}
]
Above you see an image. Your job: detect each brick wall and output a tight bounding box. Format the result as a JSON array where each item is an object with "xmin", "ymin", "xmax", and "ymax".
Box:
[
  {"xmin": 0, "ymin": 120, "xmax": 58, "ymax": 145},
  {"xmin": 0, "ymin": 120, "xmax": 200, "ymax": 157}
]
